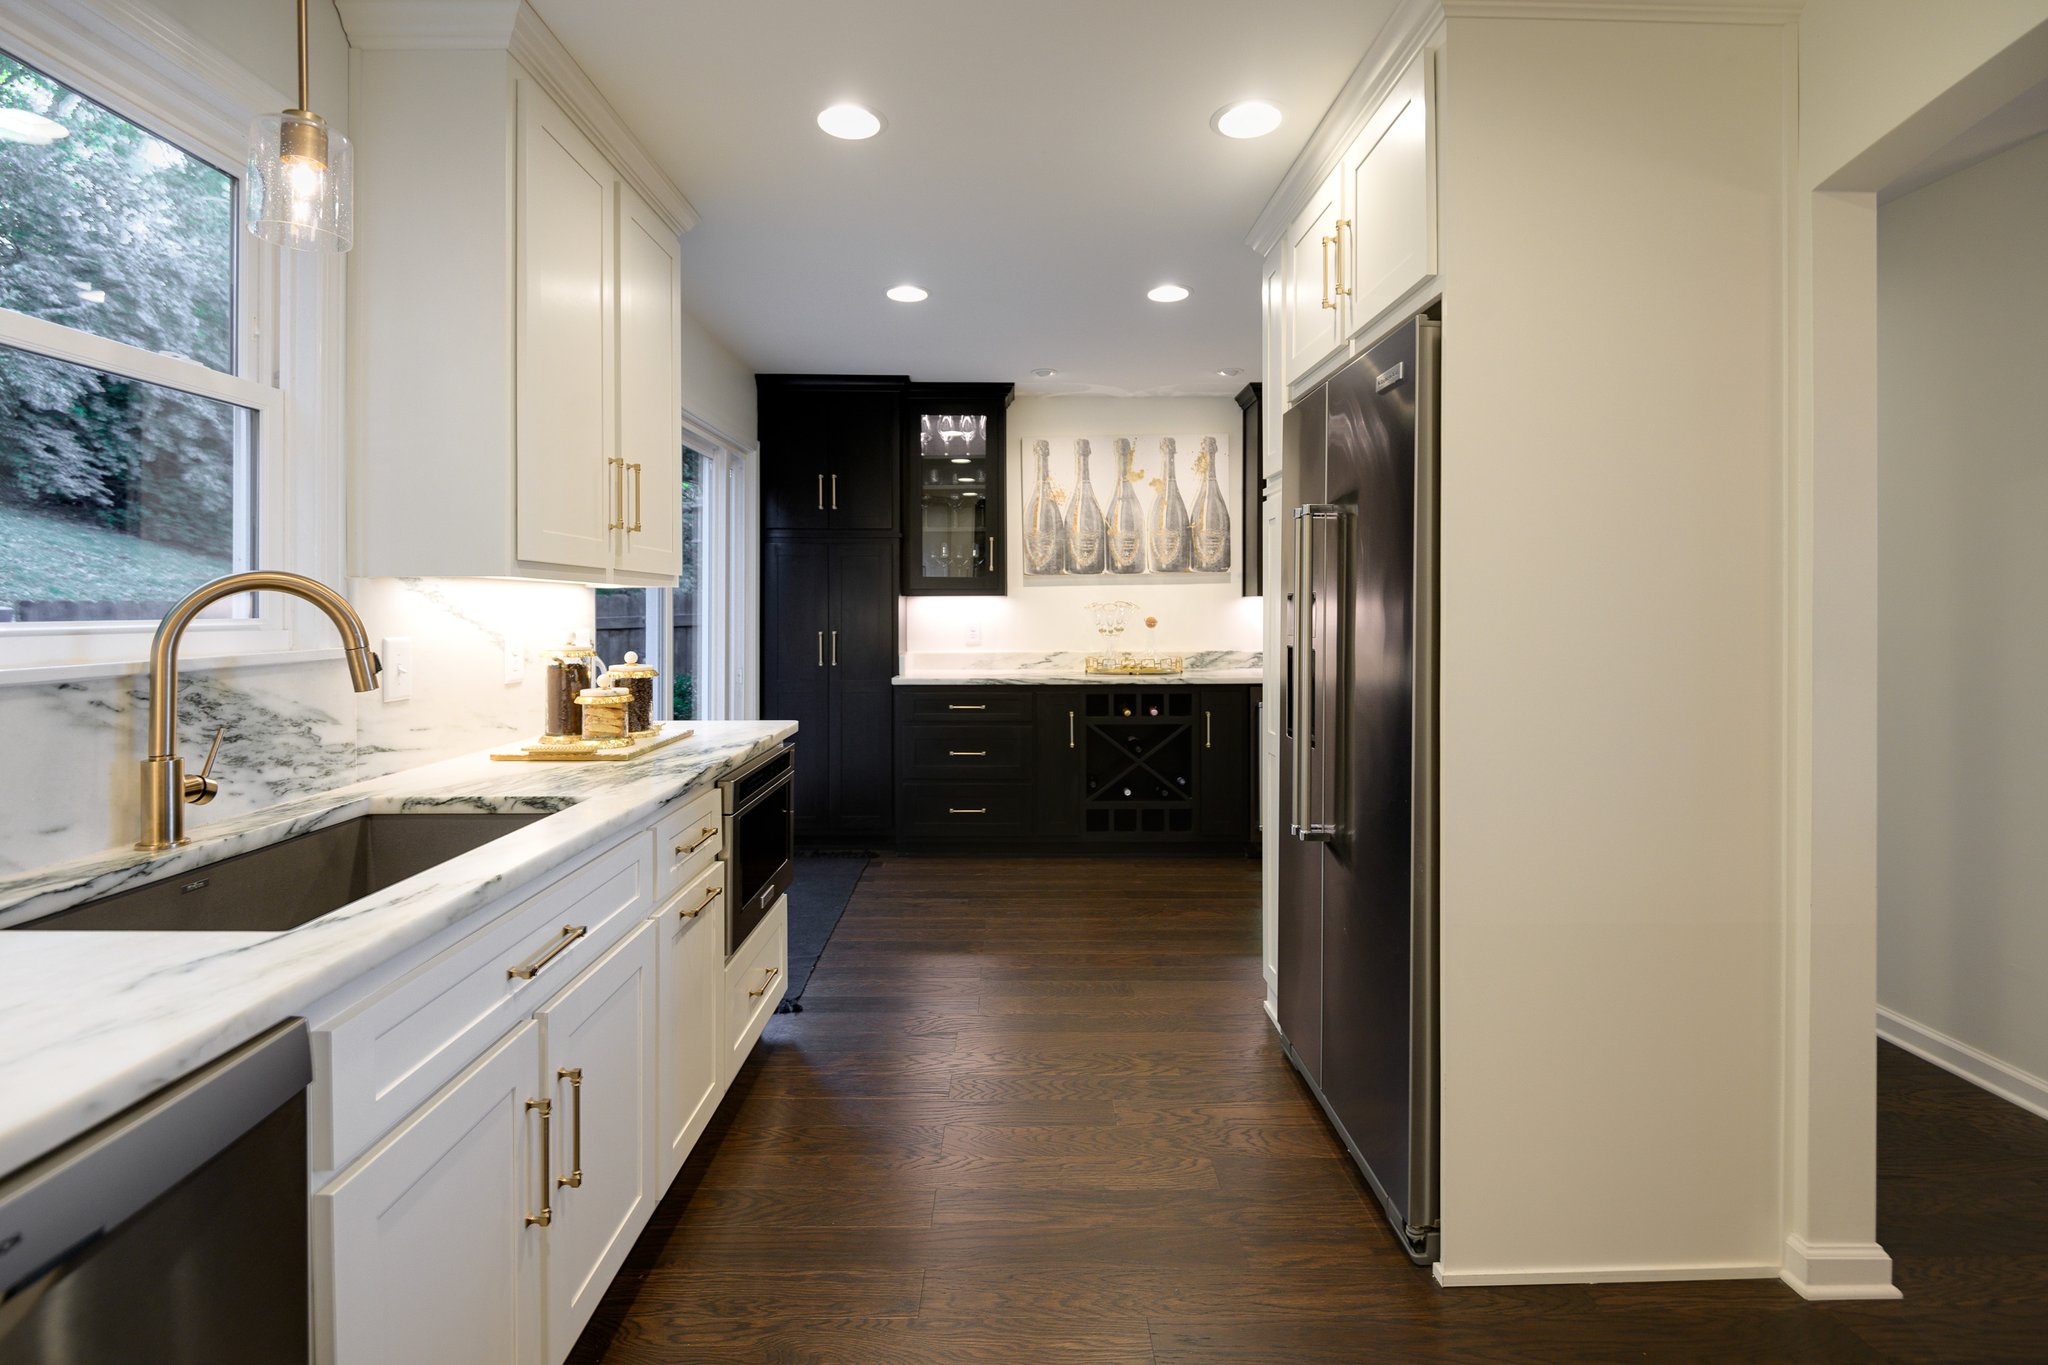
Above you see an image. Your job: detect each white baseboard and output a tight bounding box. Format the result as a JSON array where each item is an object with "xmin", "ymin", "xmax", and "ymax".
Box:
[
  {"xmin": 1780, "ymin": 1235, "xmax": 1901, "ymax": 1300},
  {"xmin": 1434, "ymin": 1262, "xmax": 1779, "ymax": 1288},
  {"xmin": 1877, "ymin": 1006, "xmax": 2048, "ymax": 1121}
]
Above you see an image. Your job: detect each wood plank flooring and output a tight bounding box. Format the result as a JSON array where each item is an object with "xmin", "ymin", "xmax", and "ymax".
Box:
[{"xmin": 568, "ymin": 854, "xmax": 2048, "ymax": 1363}]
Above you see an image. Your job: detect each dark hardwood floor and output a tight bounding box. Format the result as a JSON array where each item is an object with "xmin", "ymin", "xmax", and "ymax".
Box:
[{"xmin": 569, "ymin": 855, "xmax": 2048, "ymax": 1363}]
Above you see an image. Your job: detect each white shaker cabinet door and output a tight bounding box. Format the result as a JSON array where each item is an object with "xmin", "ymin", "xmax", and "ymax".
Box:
[
  {"xmin": 1343, "ymin": 50, "xmax": 1437, "ymax": 346},
  {"xmin": 538, "ymin": 918, "xmax": 660, "ymax": 1363},
  {"xmin": 657, "ymin": 859, "xmax": 725, "ymax": 1185},
  {"xmin": 1283, "ymin": 167, "xmax": 1346, "ymax": 386},
  {"xmin": 315, "ymin": 1021, "xmax": 545, "ymax": 1365},
  {"xmin": 516, "ymin": 77, "xmax": 615, "ymax": 574},
  {"xmin": 1260, "ymin": 244, "xmax": 1286, "ymax": 479},
  {"xmin": 613, "ymin": 180, "xmax": 683, "ymax": 579}
]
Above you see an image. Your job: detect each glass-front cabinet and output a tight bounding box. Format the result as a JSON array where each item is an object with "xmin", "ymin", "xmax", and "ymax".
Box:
[{"xmin": 901, "ymin": 383, "xmax": 1012, "ymax": 596}]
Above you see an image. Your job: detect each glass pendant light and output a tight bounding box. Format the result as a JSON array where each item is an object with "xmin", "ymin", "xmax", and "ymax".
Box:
[{"xmin": 246, "ymin": 0, "xmax": 352, "ymax": 252}]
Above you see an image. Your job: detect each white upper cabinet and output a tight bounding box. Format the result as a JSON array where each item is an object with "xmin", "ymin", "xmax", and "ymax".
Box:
[
  {"xmin": 1261, "ymin": 244, "xmax": 1286, "ymax": 478},
  {"xmin": 348, "ymin": 32, "xmax": 688, "ymax": 586},
  {"xmin": 1276, "ymin": 46, "xmax": 1440, "ymax": 392},
  {"xmin": 1342, "ymin": 50, "xmax": 1437, "ymax": 347}
]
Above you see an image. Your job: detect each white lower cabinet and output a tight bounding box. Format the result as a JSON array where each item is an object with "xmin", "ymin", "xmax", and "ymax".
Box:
[
  {"xmin": 657, "ymin": 860, "xmax": 724, "ymax": 1184},
  {"xmin": 721, "ymin": 896, "xmax": 789, "ymax": 1086},
  {"xmin": 315, "ymin": 1021, "xmax": 546, "ymax": 1365}
]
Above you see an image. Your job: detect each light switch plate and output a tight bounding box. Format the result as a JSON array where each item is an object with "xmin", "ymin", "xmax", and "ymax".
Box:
[
  {"xmin": 503, "ymin": 642, "xmax": 524, "ymax": 685},
  {"xmin": 380, "ymin": 636, "xmax": 413, "ymax": 702}
]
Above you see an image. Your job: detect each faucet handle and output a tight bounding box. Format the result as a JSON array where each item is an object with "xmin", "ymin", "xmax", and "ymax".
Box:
[{"xmin": 183, "ymin": 727, "xmax": 226, "ymax": 806}]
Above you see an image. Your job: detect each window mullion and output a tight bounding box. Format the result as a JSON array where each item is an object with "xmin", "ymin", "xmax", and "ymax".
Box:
[{"xmin": 0, "ymin": 307, "xmax": 276, "ymax": 410}]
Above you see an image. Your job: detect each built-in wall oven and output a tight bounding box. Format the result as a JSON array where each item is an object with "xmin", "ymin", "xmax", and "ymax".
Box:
[{"xmin": 718, "ymin": 742, "xmax": 794, "ymax": 957}]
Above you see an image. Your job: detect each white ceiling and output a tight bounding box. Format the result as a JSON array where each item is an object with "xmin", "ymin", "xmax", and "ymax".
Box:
[{"xmin": 527, "ymin": 0, "xmax": 1401, "ymax": 397}]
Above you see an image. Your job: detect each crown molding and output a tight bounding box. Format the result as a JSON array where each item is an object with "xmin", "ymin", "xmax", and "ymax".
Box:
[
  {"xmin": 332, "ymin": 0, "xmax": 520, "ymax": 49},
  {"xmin": 1438, "ymin": 0, "xmax": 1801, "ymax": 21},
  {"xmin": 1246, "ymin": 0, "xmax": 1442, "ymax": 256}
]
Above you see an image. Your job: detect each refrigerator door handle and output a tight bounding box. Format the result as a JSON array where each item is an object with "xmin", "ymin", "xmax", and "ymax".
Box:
[{"xmin": 1291, "ymin": 503, "xmax": 1341, "ymax": 842}]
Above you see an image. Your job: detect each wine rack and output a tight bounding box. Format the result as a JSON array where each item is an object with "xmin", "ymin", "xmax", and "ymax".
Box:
[{"xmin": 1081, "ymin": 690, "xmax": 1198, "ymax": 838}]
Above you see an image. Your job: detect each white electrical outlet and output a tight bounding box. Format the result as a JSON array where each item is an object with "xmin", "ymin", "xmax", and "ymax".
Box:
[
  {"xmin": 964, "ymin": 622, "xmax": 982, "ymax": 647},
  {"xmin": 503, "ymin": 641, "xmax": 525, "ymax": 684},
  {"xmin": 380, "ymin": 637, "xmax": 414, "ymax": 702}
]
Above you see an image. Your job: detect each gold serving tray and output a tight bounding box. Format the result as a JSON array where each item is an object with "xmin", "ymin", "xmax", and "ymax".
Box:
[
  {"xmin": 1084, "ymin": 654, "xmax": 1184, "ymax": 676},
  {"xmin": 489, "ymin": 728, "xmax": 694, "ymax": 762}
]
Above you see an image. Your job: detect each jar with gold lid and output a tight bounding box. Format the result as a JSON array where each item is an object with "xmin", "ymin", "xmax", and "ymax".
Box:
[
  {"xmin": 610, "ymin": 650, "xmax": 660, "ymax": 737},
  {"xmin": 574, "ymin": 672, "xmax": 633, "ymax": 748},
  {"xmin": 543, "ymin": 637, "xmax": 603, "ymax": 743}
]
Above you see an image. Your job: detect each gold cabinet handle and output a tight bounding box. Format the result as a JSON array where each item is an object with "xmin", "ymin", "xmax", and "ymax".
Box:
[
  {"xmin": 1068, "ymin": 709, "xmax": 1076, "ymax": 750},
  {"xmin": 830, "ymin": 474, "xmax": 838, "ymax": 511},
  {"xmin": 748, "ymin": 965, "xmax": 780, "ymax": 998},
  {"xmin": 627, "ymin": 461, "xmax": 643, "ymax": 532},
  {"xmin": 680, "ymin": 883, "xmax": 721, "ymax": 919},
  {"xmin": 525, "ymin": 1097, "xmax": 553, "ymax": 1227},
  {"xmin": 948, "ymin": 749, "xmax": 987, "ymax": 757},
  {"xmin": 607, "ymin": 457, "xmax": 627, "ymax": 530},
  {"xmin": 1205, "ymin": 710, "xmax": 1213, "ymax": 749},
  {"xmin": 947, "ymin": 703, "xmax": 986, "ymax": 711},
  {"xmin": 816, "ymin": 474, "xmax": 824, "ymax": 511},
  {"xmin": 1333, "ymin": 218, "xmax": 1353, "ymax": 296},
  {"xmin": 676, "ymin": 825, "xmax": 717, "ymax": 856},
  {"xmin": 1320, "ymin": 234, "xmax": 1336, "ymax": 310},
  {"xmin": 507, "ymin": 923, "xmax": 587, "ymax": 980},
  {"xmin": 556, "ymin": 1067, "xmax": 583, "ymax": 1189},
  {"xmin": 830, "ymin": 630, "xmax": 838, "ymax": 666},
  {"xmin": 948, "ymin": 807, "xmax": 987, "ymax": 815}
]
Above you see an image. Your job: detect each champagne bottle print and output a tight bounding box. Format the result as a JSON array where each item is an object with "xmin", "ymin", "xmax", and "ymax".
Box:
[
  {"xmin": 1106, "ymin": 437, "xmax": 1145, "ymax": 574},
  {"xmin": 1149, "ymin": 437, "xmax": 1191, "ymax": 572},
  {"xmin": 1188, "ymin": 436, "xmax": 1232, "ymax": 573},
  {"xmin": 1023, "ymin": 439, "xmax": 1068, "ymax": 575},
  {"xmin": 1065, "ymin": 439, "xmax": 1107, "ymax": 575}
]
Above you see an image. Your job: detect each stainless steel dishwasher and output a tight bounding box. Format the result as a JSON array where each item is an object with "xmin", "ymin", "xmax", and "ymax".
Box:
[{"xmin": 0, "ymin": 1020, "xmax": 311, "ymax": 1365}]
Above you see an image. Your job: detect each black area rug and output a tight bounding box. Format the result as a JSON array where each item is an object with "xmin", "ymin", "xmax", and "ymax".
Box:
[{"xmin": 775, "ymin": 852, "xmax": 870, "ymax": 1012}]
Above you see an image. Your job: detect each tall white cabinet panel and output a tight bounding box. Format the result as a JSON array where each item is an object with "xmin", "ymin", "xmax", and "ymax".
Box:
[
  {"xmin": 516, "ymin": 79, "xmax": 615, "ymax": 574},
  {"xmin": 537, "ymin": 919, "xmax": 659, "ymax": 1363},
  {"xmin": 315, "ymin": 1022, "xmax": 544, "ymax": 1365},
  {"xmin": 613, "ymin": 182, "xmax": 684, "ymax": 579},
  {"xmin": 1261, "ymin": 246, "xmax": 1286, "ymax": 478},
  {"xmin": 1343, "ymin": 51, "xmax": 1437, "ymax": 346},
  {"xmin": 656, "ymin": 860, "xmax": 724, "ymax": 1185},
  {"xmin": 1283, "ymin": 168, "xmax": 1346, "ymax": 385}
]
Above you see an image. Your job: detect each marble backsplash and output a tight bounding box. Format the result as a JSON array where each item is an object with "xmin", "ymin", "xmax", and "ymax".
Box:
[
  {"xmin": 0, "ymin": 577, "xmax": 592, "ymax": 875},
  {"xmin": 901, "ymin": 649, "xmax": 1262, "ymax": 674}
]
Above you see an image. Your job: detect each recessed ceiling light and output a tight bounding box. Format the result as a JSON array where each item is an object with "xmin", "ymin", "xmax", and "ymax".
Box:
[
  {"xmin": 1147, "ymin": 284, "xmax": 1190, "ymax": 303},
  {"xmin": 0, "ymin": 108, "xmax": 69, "ymax": 145},
  {"xmin": 817, "ymin": 103, "xmax": 883, "ymax": 139},
  {"xmin": 1030, "ymin": 367, "xmax": 1059, "ymax": 378},
  {"xmin": 886, "ymin": 284, "xmax": 928, "ymax": 303},
  {"xmin": 1217, "ymin": 368, "xmax": 1243, "ymax": 377},
  {"xmin": 1211, "ymin": 100, "xmax": 1282, "ymax": 139}
]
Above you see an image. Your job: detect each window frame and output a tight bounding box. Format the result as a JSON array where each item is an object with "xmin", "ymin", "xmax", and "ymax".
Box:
[{"xmin": 0, "ymin": 0, "xmax": 341, "ymax": 681}]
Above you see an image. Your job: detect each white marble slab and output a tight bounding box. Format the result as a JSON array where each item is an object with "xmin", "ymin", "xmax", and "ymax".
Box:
[
  {"xmin": 894, "ymin": 649, "xmax": 1262, "ymax": 687},
  {"xmin": 0, "ymin": 720, "xmax": 792, "ymax": 1177}
]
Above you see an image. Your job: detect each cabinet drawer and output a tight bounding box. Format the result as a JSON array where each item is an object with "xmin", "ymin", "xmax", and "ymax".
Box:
[
  {"xmin": 901, "ymin": 688, "xmax": 1034, "ymax": 725},
  {"xmin": 311, "ymin": 833, "xmax": 650, "ymax": 1172},
  {"xmin": 904, "ymin": 725, "xmax": 1031, "ymax": 780},
  {"xmin": 654, "ymin": 789, "xmax": 723, "ymax": 903},
  {"xmin": 899, "ymin": 782, "xmax": 1034, "ymax": 838},
  {"xmin": 722, "ymin": 896, "xmax": 787, "ymax": 1083}
]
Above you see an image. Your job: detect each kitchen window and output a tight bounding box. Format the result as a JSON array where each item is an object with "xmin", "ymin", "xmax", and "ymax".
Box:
[
  {"xmin": 595, "ymin": 432, "xmax": 753, "ymax": 720},
  {"xmin": 0, "ymin": 5, "xmax": 333, "ymax": 678}
]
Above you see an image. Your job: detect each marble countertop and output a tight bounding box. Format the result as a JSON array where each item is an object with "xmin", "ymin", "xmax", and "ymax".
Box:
[
  {"xmin": 892, "ymin": 669, "xmax": 1263, "ymax": 686},
  {"xmin": 0, "ymin": 720, "xmax": 793, "ymax": 1178}
]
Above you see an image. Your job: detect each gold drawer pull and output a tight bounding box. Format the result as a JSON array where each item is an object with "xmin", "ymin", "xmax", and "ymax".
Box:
[
  {"xmin": 946, "ymin": 703, "xmax": 986, "ymax": 711},
  {"xmin": 556, "ymin": 1068, "xmax": 583, "ymax": 1189},
  {"xmin": 948, "ymin": 749, "xmax": 987, "ymax": 757},
  {"xmin": 949, "ymin": 807, "xmax": 987, "ymax": 815},
  {"xmin": 681, "ymin": 884, "xmax": 722, "ymax": 919},
  {"xmin": 676, "ymin": 825, "xmax": 717, "ymax": 856},
  {"xmin": 508, "ymin": 923, "xmax": 586, "ymax": 980},
  {"xmin": 747, "ymin": 966, "xmax": 780, "ymax": 999},
  {"xmin": 525, "ymin": 1097, "xmax": 552, "ymax": 1227}
]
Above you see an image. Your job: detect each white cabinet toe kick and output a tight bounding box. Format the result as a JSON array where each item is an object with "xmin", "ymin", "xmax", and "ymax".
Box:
[{"xmin": 307, "ymin": 784, "xmax": 787, "ymax": 1365}]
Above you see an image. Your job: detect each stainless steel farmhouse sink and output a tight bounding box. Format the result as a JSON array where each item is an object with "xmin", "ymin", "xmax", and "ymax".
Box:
[{"xmin": 11, "ymin": 813, "xmax": 548, "ymax": 933}]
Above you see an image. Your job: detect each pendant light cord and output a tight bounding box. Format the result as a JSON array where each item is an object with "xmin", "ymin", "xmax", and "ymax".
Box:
[{"xmin": 296, "ymin": 0, "xmax": 310, "ymax": 111}]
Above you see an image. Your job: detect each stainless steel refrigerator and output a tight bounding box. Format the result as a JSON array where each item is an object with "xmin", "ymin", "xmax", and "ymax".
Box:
[{"xmin": 1278, "ymin": 312, "xmax": 1441, "ymax": 1264}]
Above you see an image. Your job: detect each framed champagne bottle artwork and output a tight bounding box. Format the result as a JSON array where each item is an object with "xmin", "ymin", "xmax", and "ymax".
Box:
[{"xmin": 1019, "ymin": 433, "xmax": 1234, "ymax": 582}]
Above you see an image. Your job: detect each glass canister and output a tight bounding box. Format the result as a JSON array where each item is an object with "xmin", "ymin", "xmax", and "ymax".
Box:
[
  {"xmin": 611, "ymin": 650, "xmax": 660, "ymax": 737},
  {"xmin": 575, "ymin": 672, "xmax": 633, "ymax": 748},
  {"xmin": 543, "ymin": 638, "xmax": 602, "ymax": 742}
]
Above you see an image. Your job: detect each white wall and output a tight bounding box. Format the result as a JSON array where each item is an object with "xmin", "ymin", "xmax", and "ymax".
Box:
[
  {"xmin": 1876, "ymin": 131, "xmax": 2048, "ymax": 1091},
  {"xmin": 153, "ymin": 0, "xmax": 350, "ymax": 131},
  {"xmin": 680, "ymin": 308, "xmax": 755, "ymax": 446},
  {"xmin": 1435, "ymin": 14, "xmax": 1787, "ymax": 1282},
  {"xmin": 902, "ymin": 394, "xmax": 1262, "ymax": 656}
]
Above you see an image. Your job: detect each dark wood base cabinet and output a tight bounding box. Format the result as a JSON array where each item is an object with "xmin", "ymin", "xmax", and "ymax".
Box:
[{"xmin": 894, "ymin": 685, "xmax": 1257, "ymax": 854}]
